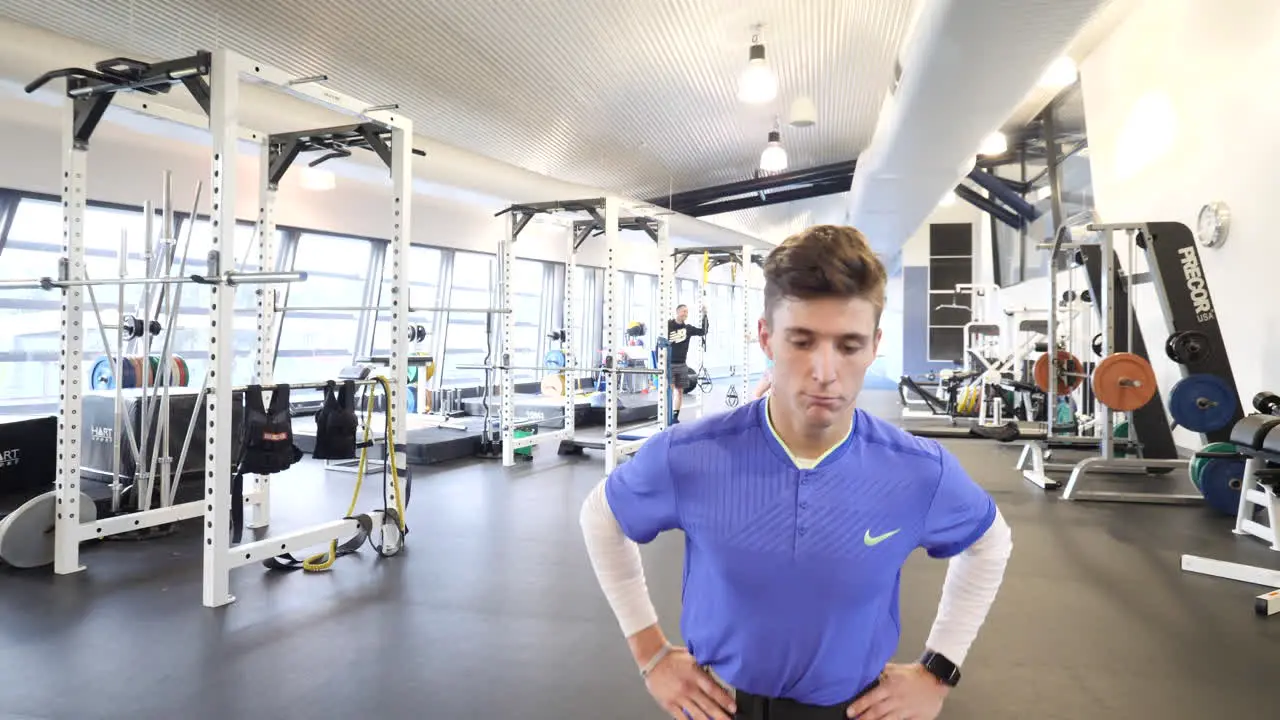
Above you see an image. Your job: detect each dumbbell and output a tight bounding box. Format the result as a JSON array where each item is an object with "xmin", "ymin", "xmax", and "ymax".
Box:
[
  {"xmin": 1253, "ymin": 392, "xmax": 1280, "ymax": 416},
  {"xmin": 121, "ymin": 315, "xmax": 162, "ymax": 340}
]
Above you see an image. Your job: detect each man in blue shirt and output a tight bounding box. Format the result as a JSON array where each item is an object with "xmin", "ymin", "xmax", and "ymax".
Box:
[{"xmin": 580, "ymin": 225, "xmax": 1012, "ymax": 719}]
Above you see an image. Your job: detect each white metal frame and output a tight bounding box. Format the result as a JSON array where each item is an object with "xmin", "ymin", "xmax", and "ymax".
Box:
[
  {"xmin": 1181, "ymin": 555, "xmax": 1280, "ymax": 617},
  {"xmin": 616, "ymin": 218, "xmax": 672, "ymax": 460},
  {"xmin": 1181, "ymin": 455, "xmax": 1280, "ymax": 617},
  {"xmin": 498, "ymin": 210, "xmax": 583, "ymax": 465},
  {"xmin": 44, "ymin": 48, "xmax": 412, "ymax": 608},
  {"xmin": 495, "ymin": 199, "xmax": 670, "ymax": 469}
]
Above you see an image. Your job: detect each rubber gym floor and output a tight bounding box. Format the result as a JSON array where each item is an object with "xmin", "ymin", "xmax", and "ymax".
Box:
[{"xmin": 2, "ymin": 389, "xmax": 1278, "ymax": 719}]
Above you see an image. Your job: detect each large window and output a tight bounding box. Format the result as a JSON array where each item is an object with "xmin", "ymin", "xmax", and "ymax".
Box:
[
  {"xmin": 369, "ymin": 243, "xmax": 444, "ymax": 379},
  {"xmin": 747, "ymin": 286, "xmax": 765, "ymax": 372},
  {"xmin": 0, "ymin": 197, "xmax": 284, "ymax": 414},
  {"xmin": 0, "ymin": 187, "xmax": 624, "ymax": 415},
  {"xmin": 572, "ymin": 266, "xmax": 603, "ymax": 372},
  {"xmin": 623, "ymin": 272, "xmax": 657, "ymax": 350},
  {"xmin": 273, "ymin": 232, "xmax": 373, "ymax": 388},
  {"xmin": 706, "ymin": 283, "xmax": 736, "ymax": 374},
  {"xmin": 170, "ymin": 218, "xmax": 269, "ymax": 387},
  {"xmin": 441, "ymin": 250, "xmax": 495, "ymax": 388}
]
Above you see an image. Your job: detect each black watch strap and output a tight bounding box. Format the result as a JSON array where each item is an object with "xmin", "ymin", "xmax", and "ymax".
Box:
[{"xmin": 919, "ymin": 650, "xmax": 961, "ymax": 687}]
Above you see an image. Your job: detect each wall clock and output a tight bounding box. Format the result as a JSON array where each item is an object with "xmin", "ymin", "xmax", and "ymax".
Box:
[{"xmin": 1196, "ymin": 201, "xmax": 1230, "ymax": 248}]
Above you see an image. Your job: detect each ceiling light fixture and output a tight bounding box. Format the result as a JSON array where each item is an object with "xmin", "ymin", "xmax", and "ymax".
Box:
[
  {"xmin": 1037, "ymin": 56, "xmax": 1078, "ymax": 89},
  {"xmin": 759, "ymin": 124, "xmax": 788, "ymax": 172},
  {"xmin": 789, "ymin": 96, "xmax": 817, "ymax": 128},
  {"xmin": 978, "ymin": 131, "xmax": 1007, "ymax": 156},
  {"xmin": 738, "ymin": 25, "xmax": 778, "ymax": 105}
]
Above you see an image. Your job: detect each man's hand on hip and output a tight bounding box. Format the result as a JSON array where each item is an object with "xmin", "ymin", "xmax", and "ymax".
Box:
[
  {"xmin": 846, "ymin": 663, "xmax": 949, "ymax": 720},
  {"xmin": 645, "ymin": 646, "xmax": 737, "ymax": 720}
]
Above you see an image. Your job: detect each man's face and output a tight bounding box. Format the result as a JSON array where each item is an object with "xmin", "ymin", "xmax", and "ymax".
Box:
[
  {"xmin": 758, "ymin": 295, "xmax": 881, "ymax": 429},
  {"xmin": 676, "ymin": 306, "xmax": 689, "ymax": 323}
]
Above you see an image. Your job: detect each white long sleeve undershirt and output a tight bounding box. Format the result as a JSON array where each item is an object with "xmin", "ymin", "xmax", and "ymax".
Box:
[{"xmin": 579, "ymin": 479, "xmax": 1012, "ymax": 667}]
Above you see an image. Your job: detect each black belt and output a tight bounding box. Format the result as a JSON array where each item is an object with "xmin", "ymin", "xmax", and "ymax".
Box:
[{"xmin": 733, "ymin": 677, "xmax": 881, "ymax": 720}]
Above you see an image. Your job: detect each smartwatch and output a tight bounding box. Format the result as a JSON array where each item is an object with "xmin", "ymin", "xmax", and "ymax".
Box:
[{"xmin": 919, "ymin": 650, "xmax": 962, "ymax": 687}]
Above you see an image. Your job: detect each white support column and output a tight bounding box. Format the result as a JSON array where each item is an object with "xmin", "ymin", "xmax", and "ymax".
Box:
[
  {"xmin": 603, "ymin": 197, "xmax": 620, "ymax": 475},
  {"xmin": 53, "ymin": 90, "xmax": 89, "ymax": 575},
  {"xmin": 740, "ymin": 245, "xmax": 752, "ymax": 404},
  {"xmin": 386, "ymin": 120, "xmax": 411, "ymax": 547},
  {"xmin": 563, "ymin": 225, "xmax": 576, "ymax": 441},
  {"xmin": 248, "ymin": 141, "xmax": 278, "ymax": 530},
  {"xmin": 203, "ymin": 49, "xmax": 240, "ymax": 608},
  {"xmin": 656, "ymin": 219, "xmax": 672, "ymax": 429},
  {"xmin": 500, "ymin": 214, "xmax": 517, "ymax": 467}
]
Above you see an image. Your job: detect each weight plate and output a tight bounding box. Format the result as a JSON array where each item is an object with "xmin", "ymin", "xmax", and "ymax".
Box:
[
  {"xmin": 1114, "ymin": 421, "xmax": 1129, "ymax": 458},
  {"xmin": 544, "ymin": 349, "xmax": 566, "ymax": 369},
  {"xmin": 1092, "ymin": 352, "xmax": 1157, "ymax": 411},
  {"xmin": 1092, "ymin": 333, "xmax": 1104, "ymax": 358},
  {"xmin": 0, "ymin": 491, "xmax": 98, "ymax": 569},
  {"xmin": 1198, "ymin": 456, "xmax": 1246, "ymax": 515},
  {"xmin": 1169, "ymin": 374, "xmax": 1236, "ymax": 432},
  {"xmin": 1033, "ymin": 351, "xmax": 1085, "ymax": 394},
  {"xmin": 90, "ymin": 356, "xmax": 114, "ymax": 389},
  {"xmin": 541, "ymin": 373, "xmax": 566, "ymax": 396},
  {"xmin": 1189, "ymin": 441, "xmax": 1237, "ymax": 493},
  {"xmin": 1166, "ymin": 331, "xmax": 1212, "ymax": 365}
]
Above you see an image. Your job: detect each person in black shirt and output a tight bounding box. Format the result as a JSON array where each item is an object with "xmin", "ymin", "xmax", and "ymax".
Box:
[{"xmin": 666, "ymin": 304, "xmax": 706, "ymax": 423}]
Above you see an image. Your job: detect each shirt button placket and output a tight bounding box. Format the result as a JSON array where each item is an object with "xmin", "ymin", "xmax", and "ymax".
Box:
[{"xmin": 797, "ymin": 471, "xmax": 809, "ymax": 535}]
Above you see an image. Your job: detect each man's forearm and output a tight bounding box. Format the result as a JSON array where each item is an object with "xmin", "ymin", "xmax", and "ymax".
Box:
[
  {"xmin": 924, "ymin": 508, "xmax": 1013, "ymax": 666},
  {"xmin": 580, "ymin": 480, "xmax": 667, "ymax": 666}
]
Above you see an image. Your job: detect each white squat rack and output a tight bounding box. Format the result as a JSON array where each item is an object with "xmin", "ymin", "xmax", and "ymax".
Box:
[
  {"xmin": 21, "ymin": 48, "xmax": 412, "ymax": 608},
  {"xmin": 474, "ymin": 197, "xmax": 672, "ymax": 473}
]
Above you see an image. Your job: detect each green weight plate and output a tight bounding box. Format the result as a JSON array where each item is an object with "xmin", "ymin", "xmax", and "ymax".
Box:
[
  {"xmin": 1189, "ymin": 441, "xmax": 1237, "ymax": 493},
  {"xmin": 1114, "ymin": 421, "xmax": 1129, "ymax": 458}
]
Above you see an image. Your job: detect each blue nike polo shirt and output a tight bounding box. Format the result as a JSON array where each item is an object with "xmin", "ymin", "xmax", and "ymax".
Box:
[{"xmin": 604, "ymin": 397, "xmax": 996, "ymax": 705}]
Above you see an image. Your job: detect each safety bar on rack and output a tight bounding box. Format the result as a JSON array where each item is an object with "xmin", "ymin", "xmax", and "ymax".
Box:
[
  {"xmin": 457, "ymin": 363, "xmax": 660, "ymax": 375},
  {"xmin": 0, "ymin": 270, "xmax": 306, "ymax": 291}
]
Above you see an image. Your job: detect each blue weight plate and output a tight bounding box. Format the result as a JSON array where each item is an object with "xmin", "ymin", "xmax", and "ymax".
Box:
[
  {"xmin": 1198, "ymin": 456, "xmax": 1245, "ymax": 516},
  {"xmin": 1169, "ymin": 374, "xmax": 1236, "ymax": 432},
  {"xmin": 90, "ymin": 356, "xmax": 115, "ymax": 389},
  {"xmin": 544, "ymin": 349, "xmax": 566, "ymax": 369}
]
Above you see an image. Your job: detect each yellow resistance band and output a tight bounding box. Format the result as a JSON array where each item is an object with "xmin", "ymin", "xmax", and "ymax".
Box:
[{"xmin": 299, "ymin": 375, "xmax": 407, "ymax": 572}]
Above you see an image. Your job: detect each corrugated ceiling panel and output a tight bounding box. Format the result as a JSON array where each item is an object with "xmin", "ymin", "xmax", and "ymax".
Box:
[{"xmin": 0, "ymin": 0, "xmax": 914, "ymax": 201}]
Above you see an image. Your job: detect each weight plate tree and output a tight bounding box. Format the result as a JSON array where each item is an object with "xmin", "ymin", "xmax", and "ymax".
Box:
[
  {"xmin": 1061, "ymin": 224, "xmax": 1210, "ymax": 506},
  {"xmin": 1075, "ymin": 243, "xmax": 1179, "ymax": 461}
]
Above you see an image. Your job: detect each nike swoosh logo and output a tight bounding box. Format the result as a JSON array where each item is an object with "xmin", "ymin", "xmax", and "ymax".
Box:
[{"xmin": 864, "ymin": 528, "xmax": 901, "ymax": 546}]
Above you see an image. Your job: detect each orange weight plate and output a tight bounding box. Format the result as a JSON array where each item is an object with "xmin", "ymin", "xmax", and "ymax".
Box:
[
  {"xmin": 1033, "ymin": 350, "xmax": 1084, "ymax": 394},
  {"xmin": 1092, "ymin": 352, "xmax": 1158, "ymax": 411},
  {"xmin": 541, "ymin": 373, "xmax": 566, "ymax": 397}
]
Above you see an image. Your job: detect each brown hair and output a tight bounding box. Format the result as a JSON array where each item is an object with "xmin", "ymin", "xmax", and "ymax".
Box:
[{"xmin": 762, "ymin": 224, "xmax": 887, "ymax": 326}]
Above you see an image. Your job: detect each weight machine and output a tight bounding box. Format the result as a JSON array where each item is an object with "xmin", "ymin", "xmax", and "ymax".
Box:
[{"xmin": 4, "ymin": 48, "xmax": 415, "ymax": 608}]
